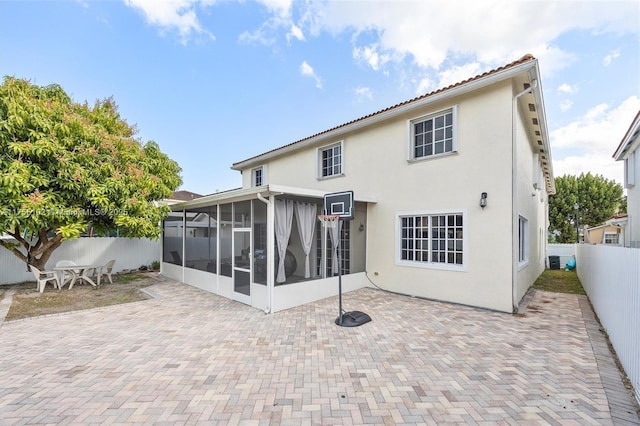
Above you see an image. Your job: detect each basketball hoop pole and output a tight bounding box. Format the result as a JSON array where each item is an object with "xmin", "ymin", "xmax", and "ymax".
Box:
[
  {"xmin": 337, "ymin": 236, "xmax": 344, "ymax": 326},
  {"xmin": 320, "ymin": 191, "xmax": 371, "ymax": 327}
]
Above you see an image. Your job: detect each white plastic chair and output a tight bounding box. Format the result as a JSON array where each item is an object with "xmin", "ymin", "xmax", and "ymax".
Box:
[
  {"xmin": 55, "ymin": 260, "xmax": 77, "ymax": 288},
  {"xmin": 95, "ymin": 259, "xmax": 115, "ymax": 285},
  {"xmin": 30, "ymin": 265, "xmax": 60, "ymax": 293}
]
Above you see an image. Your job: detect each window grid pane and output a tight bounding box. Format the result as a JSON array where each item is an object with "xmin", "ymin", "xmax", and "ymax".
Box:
[
  {"xmin": 254, "ymin": 168, "xmax": 262, "ymax": 186},
  {"xmin": 401, "ymin": 213, "xmax": 463, "ymax": 266},
  {"xmin": 412, "ymin": 111, "xmax": 453, "ymax": 159},
  {"xmin": 321, "ymin": 144, "xmax": 342, "ymax": 177}
]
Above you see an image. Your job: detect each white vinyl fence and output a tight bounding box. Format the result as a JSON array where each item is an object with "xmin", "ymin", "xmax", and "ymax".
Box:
[
  {"xmin": 576, "ymin": 244, "xmax": 640, "ymax": 405},
  {"xmin": 547, "ymin": 243, "xmax": 576, "ymax": 268},
  {"xmin": 0, "ymin": 237, "xmax": 161, "ymax": 285}
]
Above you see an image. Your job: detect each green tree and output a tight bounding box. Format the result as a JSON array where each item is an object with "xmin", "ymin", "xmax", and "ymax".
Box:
[
  {"xmin": 549, "ymin": 173, "xmax": 624, "ymax": 243},
  {"xmin": 0, "ymin": 77, "xmax": 182, "ymax": 270}
]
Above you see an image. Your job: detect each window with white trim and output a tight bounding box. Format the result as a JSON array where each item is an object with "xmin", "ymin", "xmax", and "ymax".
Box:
[
  {"xmin": 518, "ymin": 216, "xmax": 528, "ymax": 264},
  {"xmin": 625, "ymin": 150, "xmax": 635, "ymax": 188},
  {"xmin": 398, "ymin": 213, "xmax": 463, "ymax": 266},
  {"xmin": 251, "ymin": 166, "xmax": 264, "ymax": 187},
  {"xmin": 604, "ymin": 232, "xmax": 619, "ymax": 245},
  {"xmin": 318, "ymin": 142, "xmax": 343, "ymax": 178},
  {"xmin": 410, "ymin": 108, "xmax": 455, "ymax": 160}
]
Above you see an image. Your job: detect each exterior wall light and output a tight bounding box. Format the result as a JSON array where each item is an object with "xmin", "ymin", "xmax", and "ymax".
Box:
[{"xmin": 480, "ymin": 192, "xmax": 488, "ymax": 209}]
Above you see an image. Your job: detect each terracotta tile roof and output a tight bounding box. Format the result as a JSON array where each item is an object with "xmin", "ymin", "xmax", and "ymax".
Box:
[{"xmin": 233, "ymin": 54, "xmax": 536, "ymax": 167}]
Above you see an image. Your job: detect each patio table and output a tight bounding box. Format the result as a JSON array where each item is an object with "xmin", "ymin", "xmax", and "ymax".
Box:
[{"xmin": 54, "ymin": 264, "xmax": 99, "ymax": 289}]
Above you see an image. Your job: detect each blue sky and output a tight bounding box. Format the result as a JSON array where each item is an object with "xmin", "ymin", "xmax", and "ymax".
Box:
[{"xmin": 1, "ymin": 0, "xmax": 638, "ymax": 195}]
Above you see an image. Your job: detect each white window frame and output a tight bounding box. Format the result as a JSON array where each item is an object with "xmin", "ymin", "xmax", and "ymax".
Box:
[
  {"xmin": 625, "ymin": 150, "xmax": 635, "ymax": 188},
  {"xmin": 251, "ymin": 166, "xmax": 266, "ymax": 187},
  {"xmin": 604, "ymin": 232, "xmax": 620, "ymax": 245},
  {"xmin": 317, "ymin": 141, "xmax": 344, "ymax": 179},
  {"xmin": 518, "ymin": 215, "xmax": 529, "ymax": 267},
  {"xmin": 395, "ymin": 209, "xmax": 467, "ymax": 272},
  {"xmin": 407, "ymin": 106, "xmax": 457, "ymax": 162}
]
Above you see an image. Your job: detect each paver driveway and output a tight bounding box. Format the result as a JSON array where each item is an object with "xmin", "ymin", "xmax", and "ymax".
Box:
[{"xmin": 0, "ymin": 275, "xmax": 638, "ymax": 425}]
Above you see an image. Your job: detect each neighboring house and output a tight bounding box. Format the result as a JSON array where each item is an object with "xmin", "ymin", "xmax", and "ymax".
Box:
[
  {"xmin": 585, "ymin": 214, "xmax": 628, "ymax": 246},
  {"xmin": 613, "ymin": 110, "xmax": 640, "ymax": 248},
  {"xmin": 163, "ymin": 190, "xmax": 205, "ymax": 205},
  {"xmin": 162, "ymin": 54, "xmax": 555, "ymax": 314}
]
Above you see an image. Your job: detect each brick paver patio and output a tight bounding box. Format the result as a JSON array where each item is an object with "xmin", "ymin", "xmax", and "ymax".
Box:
[{"xmin": 0, "ymin": 275, "xmax": 638, "ymax": 425}]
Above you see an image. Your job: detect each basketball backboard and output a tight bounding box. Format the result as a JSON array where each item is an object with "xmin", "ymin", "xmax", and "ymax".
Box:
[{"xmin": 323, "ymin": 191, "xmax": 354, "ymax": 221}]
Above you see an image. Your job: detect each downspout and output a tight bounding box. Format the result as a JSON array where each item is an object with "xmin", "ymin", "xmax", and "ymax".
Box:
[
  {"xmin": 256, "ymin": 192, "xmax": 273, "ymax": 313},
  {"xmin": 512, "ymin": 79, "xmax": 537, "ymax": 312},
  {"xmin": 181, "ymin": 209, "xmax": 186, "ymax": 284}
]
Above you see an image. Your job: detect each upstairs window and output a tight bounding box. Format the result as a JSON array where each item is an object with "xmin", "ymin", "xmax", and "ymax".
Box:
[
  {"xmin": 410, "ymin": 107, "xmax": 456, "ymax": 160},
  {"xmin": 251, "ymin": 166, "xmax": 264, "ymax": 187},
  {"xmin": 318, "ymin": 142, "xmax": 343, "ymax": 179}
]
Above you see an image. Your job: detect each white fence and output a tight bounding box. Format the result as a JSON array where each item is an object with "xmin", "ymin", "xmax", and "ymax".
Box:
[
  {"xmin": 547, "ymin": 243, "xmax": 576, "ymax": 268},
  {"xmin": 0, "ymin": 237, "xmax": 161, "ymax": 285},
  {"xmin": 576, "ymin": 244, "xmax": 640, "ymax": 405}
]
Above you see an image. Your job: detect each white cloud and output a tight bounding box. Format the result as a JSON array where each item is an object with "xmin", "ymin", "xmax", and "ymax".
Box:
[
  {"xmin": 557, "ymin": 83, "xmax": 576, "ymax": 95},
  {"xmin": 559, "ymin": 100, "xmax": 574, "ymax": 112},
  {"xmin": 437, "ymin": 62, "xmax": 482, "ymax": 88},
  {"xmin": 416, "ymin": 77, "xmax": 433, "ymax": 95},
  {"xmin": 603, "ymin": 48, "xmax": 621, "ymax": 66},
  {"xmin": 312, "ymin": 1, "xmax": 638, "ymax": 73},
  {"xmin": 552, "ymin": 153, "xmax": 624, "ymax": 183},
  {"xmin": 353, "ymin": 45, "xmax": 391, "ymax": 71},
  {"xmin": 124, "ymin": 0, "xmax": 214, "ymax": 43},
  {"xmin": 239, "ymin": 0, "xmax": 294, "ymax": 46},
  {"xmin": 353, "ymin": 87, "xmax": 373, "ymax": 102},
  {"xmin": 287, "ymin": 24, "xmax": 305, "ymax": 43},
  {"xmin": 300, "ymin": 61, "xmax": 322, "ymax": 89},
  {"xmin": 550, "ymin": 96, "xmax": 640, "ymax": 184}
]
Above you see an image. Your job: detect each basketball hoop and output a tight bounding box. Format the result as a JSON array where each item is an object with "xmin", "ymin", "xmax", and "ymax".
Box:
[{"xmin": 317, "ymin": 214, "xmax": 340, "ymax": 228}]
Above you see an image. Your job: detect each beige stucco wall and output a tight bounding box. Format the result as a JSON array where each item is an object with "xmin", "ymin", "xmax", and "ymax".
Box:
[
  {"xmin": 240, "ymin": 79, "xmax": 547, "ymax": 312},
  {"xmin": 514, "ymin": 98, "xmax": 548, "ymax": 306}
]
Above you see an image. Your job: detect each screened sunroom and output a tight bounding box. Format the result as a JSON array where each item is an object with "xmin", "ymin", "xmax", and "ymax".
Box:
[{"xmin": 161, "ymin": 185, "xmax": 369, "ymax": 313}]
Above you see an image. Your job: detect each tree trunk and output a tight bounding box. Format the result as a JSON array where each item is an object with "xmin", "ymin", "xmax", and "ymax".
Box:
[{"xmin": 0, "ymin": 230, "xmax": 64, "ymax": 272}]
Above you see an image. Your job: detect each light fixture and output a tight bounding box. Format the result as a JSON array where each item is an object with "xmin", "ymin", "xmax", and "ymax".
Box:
[
  {"xmin": 480, "ymin": 192, "xmax": 488, "ymax": 209},
  {"xmin": 359, "ymin": 223, "xmax": 365, "ymax": 232}
]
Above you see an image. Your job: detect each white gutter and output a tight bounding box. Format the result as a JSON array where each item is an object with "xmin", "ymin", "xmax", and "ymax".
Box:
[
  {"xmin": 512, "ymin": 79, "xmax": 537, "ymax": 312},
  {"xmin": 256, "ymin": 192, "xmax": 274, "ymax": 314}
]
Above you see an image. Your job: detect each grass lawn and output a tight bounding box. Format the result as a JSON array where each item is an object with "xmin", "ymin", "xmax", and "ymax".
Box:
[
  {"xmin": 3, "ymin": 272, "xmax": 155, "ymax": 321},
  {"xmin": 531, "ymin": 268, "xmax": 585, "ymax": 295}
]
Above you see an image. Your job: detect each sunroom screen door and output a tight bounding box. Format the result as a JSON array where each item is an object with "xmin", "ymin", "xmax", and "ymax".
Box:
[{"xmin": 233, "ymin": 228, "xmax": 251, "ymax": 305}]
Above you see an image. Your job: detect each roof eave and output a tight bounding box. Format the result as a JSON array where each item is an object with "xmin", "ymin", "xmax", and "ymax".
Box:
[
  {"xmin": 528, "ymin": 63, "xmax": 556, "ymax": 195},
  {"xmin": 613, "ymin": 110, "xmax": 640, "ymax": 160}
]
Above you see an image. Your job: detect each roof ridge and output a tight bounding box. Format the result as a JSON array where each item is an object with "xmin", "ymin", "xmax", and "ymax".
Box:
[{"xmin": 233, "ymin": 54, "xmax": 537, "ymax": 167}]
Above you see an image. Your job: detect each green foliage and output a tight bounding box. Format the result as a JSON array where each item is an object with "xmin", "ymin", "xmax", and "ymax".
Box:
[
  {"xmin": 0, "ymin": 77, "xmax": 182, "ymax": 268},
  {"xmin": 549, "ymin": 173, "xmax": 624, "ymax": 243}
]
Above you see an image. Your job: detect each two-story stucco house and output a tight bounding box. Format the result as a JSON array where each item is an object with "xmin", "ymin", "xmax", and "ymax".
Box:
[
  {"xmin": 161, "ymin": 54, "xmax": 555, "ymax": 314},
  {"xmin": 613, "ymin": 110, "xmax": 640, "ymax": 248}
]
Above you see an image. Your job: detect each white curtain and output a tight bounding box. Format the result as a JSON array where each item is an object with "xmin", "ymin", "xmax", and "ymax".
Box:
[
  {"xmin": 328, "ymin": 220, "xmax": 343, "ymax": 275},
  {"xmin": 275, "ymin": 199, "xmax": 294, "ymax": 283},
  {"xmin": 295, "ymin": 202, "xmax": 317, "ymax": 278}
]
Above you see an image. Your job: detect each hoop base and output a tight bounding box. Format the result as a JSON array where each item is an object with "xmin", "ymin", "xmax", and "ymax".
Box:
[{"xmin": 335, "ymin": 311, "xmax": 372, "ymax": 327}]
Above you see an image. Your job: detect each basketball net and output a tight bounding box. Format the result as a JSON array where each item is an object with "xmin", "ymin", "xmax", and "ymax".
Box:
[{"xmin": 317, "ymin": 214, "xmax": 340, "ymax": 229}]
